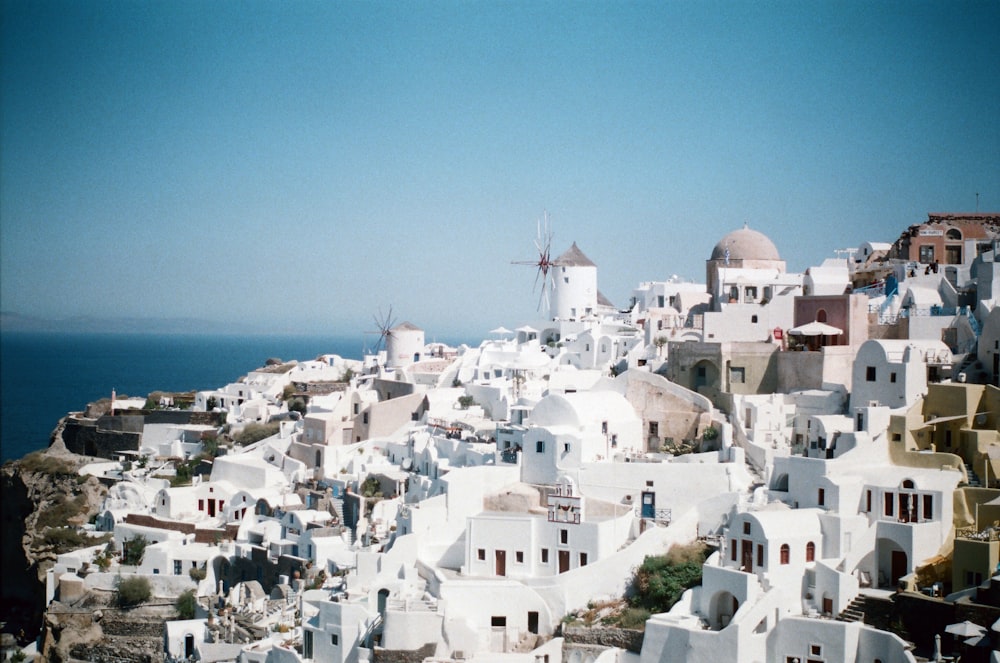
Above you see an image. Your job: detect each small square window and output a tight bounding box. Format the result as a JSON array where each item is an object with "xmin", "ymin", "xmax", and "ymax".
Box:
[
  {"xmin": 743, "ymin": 522, "xmax": 751, "ymax": 535},
  {"xmin": 536, "ymin": 440, "xmax": 545, "ymax": 453},
  {"xmin": 751, "ymin": 315, "xmax": 758, "ymax": 323},
  {"xmin": 477, "ymin": 548, "xmax": 485, "ymax": 561},
  {"xmin": 810, "ymin": 644, "xmax": 821, "ymax": 656},
  {"xmin": 515, "ymin": 551, "xmax": 524, "ymax": 563}
]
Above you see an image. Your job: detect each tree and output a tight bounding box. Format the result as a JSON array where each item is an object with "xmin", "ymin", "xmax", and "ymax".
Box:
[
  {"xmin": 206, "ymin": 395, "xmax": 218, "ymax": 410},
  {"xmin": 457, "ymin": 395, "xmax": 475, "ymax": 410},
  {"xmin": 627, "ymin": 543, "xmax": 709, "ymax": 613},
  {"xmin": 175, "ymin": 589, "xmax": 197, "ymax": 619},
  {"xmin": 116, "ymin": 575, "xmax": 151, "ymax": 608}
]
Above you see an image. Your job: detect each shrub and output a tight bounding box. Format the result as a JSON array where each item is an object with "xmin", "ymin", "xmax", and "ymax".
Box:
[
  {"xmin": 42, "ymin": 528, "xmax": 88, "ymax": 552},
  {"xmin": 116, "ymin": 575, "xmax": 151, "ymax": 607},
  {"xmin": 281, "ymin": 384, "xmax": 296, "ymax": 401},
  {"xmin": 457, "ymin": 395, "xmax": 475, "ymax": 409},
  {"xmin": 702, "ymin": 426, "xmax": 719, "ymax": 441},
  {"xmin": 175, "ymin": 589, "xmax": 197, "ymax": 619},
  {"xmin": 628, "ymin": 542, "xmax": 710, "ymax": 613},
  {"xmin": 20, "ymin": 452, "xmax": 75, "ymax": 476},
  {"xmin": 234, "ymin": 422, "xmax": 280, "ymax": 446},
  {"xmin": 361, "ymin": 477, "xmax": 383, "ymax": 498},
  {"xmin": 122, "ymin": 535, "xmax": 148, "ymax": 566},
  {"xmin": 189, "ymin": 565, "xmax": 207, "ymax": 581},
  {"xmin": 612, "ymin": 606, "xmax": 652, "ymax": 630},
  {"xmin": 36, "ymin": 494, "xmax": 89, "ymax": 529},
  {"xmin": 287, "ymin": 397, "xmax": 307, "ymax": 415},
  {"xmin": 340, "ymin": 367, "xmax": 355, "ymax": 383}
]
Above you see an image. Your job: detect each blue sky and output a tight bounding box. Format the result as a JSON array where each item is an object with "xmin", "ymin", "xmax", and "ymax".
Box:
[{"xmin": 2, "ymin": 0, "xmax": 998, "ymax": 338}]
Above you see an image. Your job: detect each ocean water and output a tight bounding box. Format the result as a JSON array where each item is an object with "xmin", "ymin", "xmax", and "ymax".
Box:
[{"xmin": 0, "ymin": 332, "xmax": 379, "ymax": 462}]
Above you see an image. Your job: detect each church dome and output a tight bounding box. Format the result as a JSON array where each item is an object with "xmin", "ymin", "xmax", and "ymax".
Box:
[{"xmin": 710, "ymin": 226, "xmax": 781, "ymax": 262}]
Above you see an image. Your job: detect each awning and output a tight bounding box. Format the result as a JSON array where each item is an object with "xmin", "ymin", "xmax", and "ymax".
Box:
[{"xmin": 788, "ymin": 321, "xmax": 843, "ymax": 337}]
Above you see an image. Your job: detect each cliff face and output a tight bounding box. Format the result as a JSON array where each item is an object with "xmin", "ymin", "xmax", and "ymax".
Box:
[{"xmin": 0, "ymin": 433, "xmax": 109, "ymax": 647}]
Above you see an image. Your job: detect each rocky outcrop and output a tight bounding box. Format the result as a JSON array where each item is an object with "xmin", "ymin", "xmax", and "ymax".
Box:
[{"xmin": 0, "ymin": 443, "xmax": 109, "ymax": 647}]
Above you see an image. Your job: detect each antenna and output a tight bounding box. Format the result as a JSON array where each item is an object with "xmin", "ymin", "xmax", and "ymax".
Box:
[{"xmin": 511, "ymin": 211, "xmax": 555, "ymax": 312}]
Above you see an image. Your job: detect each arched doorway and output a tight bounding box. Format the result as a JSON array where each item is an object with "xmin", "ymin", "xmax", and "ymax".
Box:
[
  {"xmin": 709, "ymin": 590, "xmax": 739, "ymax": 630},
  {"xmin": 692, "ymin": 360, "xmax": 719, "ymax": 392}
]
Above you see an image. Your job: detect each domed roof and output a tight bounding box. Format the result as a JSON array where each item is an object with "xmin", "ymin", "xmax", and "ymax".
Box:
[{"xmin": 710, "ymin": 226, "xmax": 781, "ymax": 262}]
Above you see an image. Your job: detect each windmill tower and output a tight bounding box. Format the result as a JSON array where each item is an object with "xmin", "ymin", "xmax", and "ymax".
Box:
[
  {"xmin": 365, "ymin": 307, "xmax": 396, "ymax": 363},
  {"xmin": 512, "ymin": 212, "xmax": 556, "ymax": 316},
  {"xmin": 551, "ymin": 242, "xmax": 598, "ymax": 321}
]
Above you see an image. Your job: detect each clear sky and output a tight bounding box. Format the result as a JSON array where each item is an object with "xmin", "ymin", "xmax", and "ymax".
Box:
[{"xmin": 2, "ymin": 0, "xmax": 998, "ymax": 339}]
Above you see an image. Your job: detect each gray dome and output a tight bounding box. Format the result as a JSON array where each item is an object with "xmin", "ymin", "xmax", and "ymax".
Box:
[{"xmin": 710, "ymin": 227, "xmax": 781, "ymax": 262}]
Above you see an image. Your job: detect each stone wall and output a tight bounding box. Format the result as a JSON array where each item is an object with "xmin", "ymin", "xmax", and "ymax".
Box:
[
  {"xmin": 61, "ymin": 418, "xmax": 141, "ymax": 459},
  {"xmin": 373, "ymin": 641, "xmax": 436, "ymax": 663},
  {"xmin": 562, "ymin": 626, "xmax": 644, "ymax": 653}
]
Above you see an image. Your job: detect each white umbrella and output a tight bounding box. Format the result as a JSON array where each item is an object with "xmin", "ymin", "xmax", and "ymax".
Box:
[
  {"xmin": 490, "ymin": 326, "xmax": 513, "ymax": 336},
  {"xmin": 516, "ymin": 325, "xmax": 538, "ymax": 333},
  {"xmin": 945, "ymin": 620, "xmax": 987, "ymax": 638},
  {"xmin": 788, "ymin": 321, "xmax": 844, "ymax": 337}
]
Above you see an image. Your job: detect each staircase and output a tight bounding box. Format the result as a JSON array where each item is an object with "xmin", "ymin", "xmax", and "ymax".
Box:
[
  {"xmin": 966, "ymin": 463, "xmax": 982, "ymax": 488},
  {"xmin": 835, "ymin": 595, "xmax": 866, "ymax": 623}
]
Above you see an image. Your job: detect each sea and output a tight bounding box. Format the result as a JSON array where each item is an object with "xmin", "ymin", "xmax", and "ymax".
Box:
[{"xmin": 0, "ymin": 332, "xmax": 469, "ymax": 463}]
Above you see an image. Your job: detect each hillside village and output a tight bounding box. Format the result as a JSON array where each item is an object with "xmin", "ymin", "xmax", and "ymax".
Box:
[{"xmin": 14, "ymin": 212, "xmax": 1000, "ymax": 663}]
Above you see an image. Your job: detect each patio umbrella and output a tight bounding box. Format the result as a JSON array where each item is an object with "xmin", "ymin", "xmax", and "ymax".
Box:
[
  {"xmin": 490, "ymin": 326, "xmax": 513, "ymax": 336},
  {"xmin": 788, "ymin": 321, "xmax": 844, "ymax": 337},
  {"xmin": 945, "ymin": 620, "xmax": 987, "ymax": 638}
]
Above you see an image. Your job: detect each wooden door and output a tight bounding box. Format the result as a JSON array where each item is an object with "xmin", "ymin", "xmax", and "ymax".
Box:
[
  {"xmin": 558, "ymin": 550, "xmax": 570, "ymax": 574},
  {"xmin": 741, "ymin": 540, "xmax": 753, "ymax": 572},
  {"xmin": 495, "ymin": 550, "xmax": 506, "ymax": 576}
]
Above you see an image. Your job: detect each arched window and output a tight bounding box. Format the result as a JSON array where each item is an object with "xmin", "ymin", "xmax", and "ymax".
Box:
[
  {"xmin": 902, "ymin": 479, "xmax": 915, "ymax": 489},
  {"xmin": 816, "ymin": 309, "xmax": 828, "ymax": 323},
  {"xmin": 946, "ymin": 228, "xmax": 962, "ymax": 240},
  {"xmin": 780, "ymin": 544, "xmax": 790, "ymax": 564},
  {"xmin": 806, "ymin": 541, "xmax": 815, "ymax": 562}
]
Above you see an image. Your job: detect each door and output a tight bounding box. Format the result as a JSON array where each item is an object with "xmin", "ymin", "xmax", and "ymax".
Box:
[
  {"xmin": 741, "ymin": 540, "xmax": 753, "ymax": 573},
  {"xmin": 558, "ymin": 550, "xmax": 570, "ymax": 574},
  {"xmin": 641, "ymin": 491, "xmax": 655, "ymax": 519},
  {"xmin": 891, "ymin": 550, "xmax": 907, "ymax": 586},
  {"xmin": 495, "ymin": 550, "xmax": 506, "ymax": 576},
  {"xmin": 527, "ymin": 611, "xmax": 539, "ymax": 634}
]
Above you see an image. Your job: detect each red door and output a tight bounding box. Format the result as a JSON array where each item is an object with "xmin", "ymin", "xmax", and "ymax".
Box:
[
  {"xmin": 741, "ymin": 540, "xmax": 753, "ymax": 572},
  {"xmin": 495, "ymin": 550, "xmax": 506, "ymax": 576},
  {"xmin": 558, "ymin": 550, "xmax": 570, "ymax": 574}
]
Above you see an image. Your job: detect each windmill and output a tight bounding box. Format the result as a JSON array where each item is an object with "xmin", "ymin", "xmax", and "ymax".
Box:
[
  {"xmin": 512, "ymin": 211, "xmax": 556, "ymax": 312},
  {"xmin": 365, "ymin": 306, "xmax": 397, "ymax": 355}
]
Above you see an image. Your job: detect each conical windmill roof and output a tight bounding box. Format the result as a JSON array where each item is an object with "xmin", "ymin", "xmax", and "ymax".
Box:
[{"xmin": 554, "ymin": 242, "xmax": 596, "ymax": 267}]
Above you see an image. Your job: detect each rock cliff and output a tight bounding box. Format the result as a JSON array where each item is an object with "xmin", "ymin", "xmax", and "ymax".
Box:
[{"xmin": 0, "ymin": 425, "xmax": 109, "ymax": 649}]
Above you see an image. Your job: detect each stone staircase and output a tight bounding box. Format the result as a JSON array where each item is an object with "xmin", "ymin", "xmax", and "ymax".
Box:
[
  {"xmin": 835, "ymin": 595, "xmax": 867, "ymax": 623},
  {"xmin": 966, "ymin": 463, "xmax": 982, "ymax": 488}
]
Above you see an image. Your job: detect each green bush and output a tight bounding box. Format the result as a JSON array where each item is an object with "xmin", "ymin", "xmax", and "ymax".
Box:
[
  {"xmin": 116, "ymin": 575, "xmax": 151, "ymax": 607},
  {"xmin": 189, "ymin": 565, "xmax": 207, "ymax": 581},
  {"xmin": 627, "ymin": 543, "xmax": 709, "ymax": 613},
  {"xmin": 610, "ymin": 606, "xmax": 652, "ymax": 630},
  {"xmin": 42, "ymin": 527, "xmax": 88, "ymax": 552},
  {"xmin": 457, "ymin": 395, "xmax": 475, "ymax": 409},
  {"xmin": 175, "ymin": 589, "xmax": 197, "ymax": 619},
  {"xmin": 122, "ymin": 535, "xmax": 148, "ymax": 566},
  {"xmin": 702, "ymin": 426, "xmax": 719, "ymax": 441},
  {"xmin": 234, "ymin": 422, "xmax": 281, "ymax": 446},
  {"xmin": 36, "ymin": 495, "xmax": 89, "ymax": 529}
]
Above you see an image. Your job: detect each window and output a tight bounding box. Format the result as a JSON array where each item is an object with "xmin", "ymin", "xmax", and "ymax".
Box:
[
  {"xmin": 563, "ymin": 442, "xmax": 570, "ymax": 453},
  {"xmin": 946, "ymin": 228, "xmax": 962, "ymax": 240},
  {"xmin": 757, "ymin": 544, "xmax": 763, "ymax": 567},
  {"xmin": 919, "ymin": 245, "xmax": 935, "ymax": 263},
  {"xmin": 198, "ymin": 499, "xmax": 204, "ymax": 511},
  {"xmin": 362, "ymin": 412, "xmax": 369, "ymax": 424},
  {"xmin": 649, "ymin": 422, "xmax": 658, "ymax": 437},
  {"xmin": 541, "ymin": 548, "xmax": 549, "ymax": 563},
  {"xmin": 560, "ymin": 529, "xmax": 568, "ymax": 544},
  {"xmin": 923, "ymin": 494, "xmax": 933, "ymax": 520},
  {"xmin": 806, "ymin": 542, "xmax": 815, "ymax": 562},
  {"xmin": 743, "ymin": 522, "xmax": 751, "ymax": 535},
  {"xmin": 780, "ymin": 544, "xmax": 790, "ymax": 564},
  {"xmin": 866, "ymin": 366, "xmax": 876, "ymax": 382},
  {"xmin": 579, "ymin": 552, "xmax": 588, "ymax": 566},
  {"xmin": 491, "ymin": 616, "xmax": 507, "ymax": 627},
  {"xmin": 477, "ymin": 548, "xmax": 486, "ymax": 561},
  {"xmin": 536, "ymin": 440, "xmax": 545, "ymax": 453},
  {"xmin": 751, "ymin": 315, "xmax": 758, "ymax": 323},
  {"xmin": 730, "ymin": 366, "xmax": 746, "ymax": 384},
  {"xmin": 174, "ymin": 561, "xmax": 182, "ymax": 575},
  {"xmin": 890, "ymin": 372, "xmax": 897, "ymax": 383},
  {"xmin": 331, "ymin": 634, "xmax": 339, "ymax": 646},
  {"xmin": 601, "ymin": 421, "xmax": 608, "ymax": 434},
  {"xmin": 865, "ymin": 490, "xmax": 872, "ymax": 512},
  {"xmin": 884, "ymin": 493, "xmax": 894, "ymax": 517},
  {"xmin": 515, "ymin": 551, "xmax": 524, "ymax": 563},
  {"xmin": 818, "ymin": 488, "xmax": 825, "ymax": 506},
  {"xmin": 731, "ymin": 539, "xmax": 737, "ymax": 561},
  {"xmin": 810, "ymin": 644, "xmax": 822, "ymax": 656}
]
